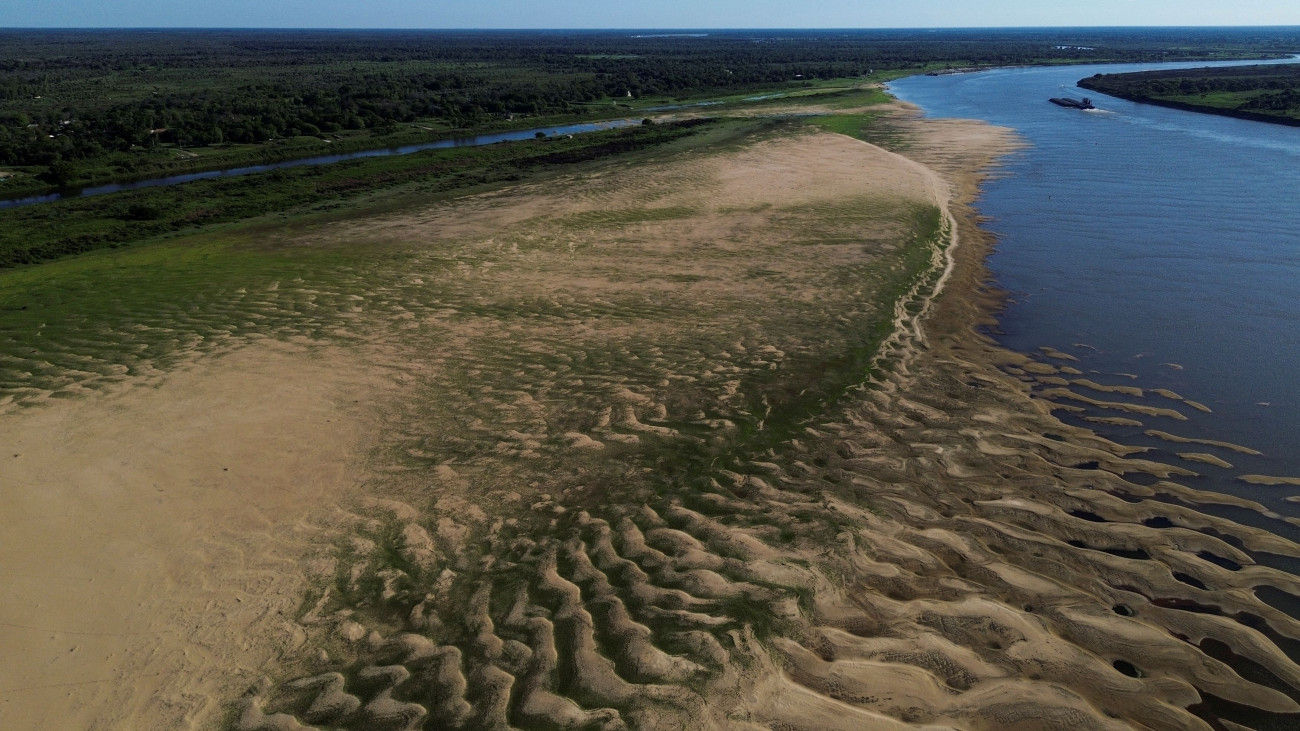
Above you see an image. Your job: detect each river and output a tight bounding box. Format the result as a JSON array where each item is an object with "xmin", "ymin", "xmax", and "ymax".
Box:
[
  {"xmin": 0, "ymin": 119, "xmax": 642, "ymax": 210},
  {"xmin": 890, "ymin": 60, "xmax": 1300, "ymax": 528}
]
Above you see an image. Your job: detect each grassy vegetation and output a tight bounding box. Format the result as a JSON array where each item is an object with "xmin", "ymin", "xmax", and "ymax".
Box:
[
  {"xmin": 0, "ymin": 119, "xmax": 715, "ymax": 268},
  {"xmin": 727, "ymin": 201, "xmax": 945, "ymax": 454},
  {"xmin": 807, "ymin": 113, "xmax": 878, "ymax": 139},
  {"xmin": 807, "ymin": 109, "xmax": 914, "ymax": 151},
  {"xmin": 1080, "ymin": 63, "xmax": 1300, "ymax": 126},
  {"xmin": 0, "ymin": 221, "xmax": 379, "ymax": 403}
]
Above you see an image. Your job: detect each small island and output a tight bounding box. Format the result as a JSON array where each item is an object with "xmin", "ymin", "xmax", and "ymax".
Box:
[{"xmin": 1079, "ymin": 63, "xmax": 1300, "ymax": 126}]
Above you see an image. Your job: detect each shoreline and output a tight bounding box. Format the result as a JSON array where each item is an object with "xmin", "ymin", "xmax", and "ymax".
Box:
[
  {"xmin": 1076, "ymin": 78, "xmax": 1300, "ymax": 129},
  {"xmin": 871, "ymin": 105, "xmax": 1300, "ymax": 727},
  {"xmin": 889, "ymin": 65, "xmax": 1300, "ymax": 536}
]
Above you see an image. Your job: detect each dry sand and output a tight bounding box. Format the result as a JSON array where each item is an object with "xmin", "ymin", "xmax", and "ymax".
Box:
[{"xmin": 0, "ymin": 340, "xmax": 382, "ymax": 729}]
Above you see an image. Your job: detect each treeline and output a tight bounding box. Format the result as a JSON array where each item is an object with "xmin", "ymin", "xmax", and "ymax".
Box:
[
  {"xmin": 2, "ymin": 28, "xmax": 1296, "ymax": 171},
  {"xmin": 2, "ymin": 27, "xmax": 1295, "ymax": 74},
  {"xmin": 1080, "ymin": 63, "xmax": 1300, "ymax": 120},
  {"xmin": 0, "ymin": 72, "xmax": 613, "ymax": 169},
  {"xmin": 1, "ymin": 73, "xmax": 602, "ymax": 161}
]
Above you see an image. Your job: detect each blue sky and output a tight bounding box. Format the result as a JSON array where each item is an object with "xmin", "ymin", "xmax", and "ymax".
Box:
[{"xmin": 3, "ymin": 0, "xmax": 1300, "ymax": 29}]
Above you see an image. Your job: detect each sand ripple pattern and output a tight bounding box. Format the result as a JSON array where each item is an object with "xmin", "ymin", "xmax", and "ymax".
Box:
[
  {"xmin": 244, "ymin": 351, "xmax": 1300, "ymax": 729},
  {"xmin": 224, "ymin": 122, "xmax": 1300, "ymax": 729},
  {"xmin": 15, "ymin": 119, "xmax": 1294, "ymax": 728}
]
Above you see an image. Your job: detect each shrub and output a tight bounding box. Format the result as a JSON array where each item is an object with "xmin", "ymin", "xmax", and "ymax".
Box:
[{"xmin": 124, "ymin": 203, "xmax": 163, "ymax": 221}]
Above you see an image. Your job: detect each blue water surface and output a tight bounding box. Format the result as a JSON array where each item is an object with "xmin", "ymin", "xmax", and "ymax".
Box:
[{"xmin": 891, "ymin": 60, "xmax": 1300, "ymax": 516}]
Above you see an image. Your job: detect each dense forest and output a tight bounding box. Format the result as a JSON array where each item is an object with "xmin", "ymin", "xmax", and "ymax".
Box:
[
  {"xmin": 1080, "ymin": 62, "xmax": 1300, "ymax": 125},
  {"xmin": 2, "ymin": 27, "xmax": 1297, "ymax": 186}
]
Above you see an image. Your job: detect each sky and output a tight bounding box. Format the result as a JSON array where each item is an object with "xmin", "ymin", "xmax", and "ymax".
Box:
[{"xmin": 3, "ymin": 0, "xmax": 1300, "ymax": 29}]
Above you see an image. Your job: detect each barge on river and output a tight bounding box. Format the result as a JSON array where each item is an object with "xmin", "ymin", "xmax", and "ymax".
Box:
[{"xmin": 1049, "ymin": 96, "xmax": 1095, "ymax": 110}]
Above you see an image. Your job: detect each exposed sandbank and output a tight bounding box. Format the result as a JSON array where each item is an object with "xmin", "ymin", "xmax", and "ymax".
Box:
[
  {"xmin": 1146, "ymin": 429, "xmax": 1263, "ymax": 456},
  {"xmin": 6, "ymin": 107, "xmax": 1300, "ymax": 730},
  {"xmin": 1241, "ymin": 475, "xmax": 1300, "ymax": 487},
  {"xmin": 0, "ymin": 340, "xmax": 382, "ymax": 729},
  {"xmin": 232, "ymin": 112, "xmax": 1300, "ymax": 730}
]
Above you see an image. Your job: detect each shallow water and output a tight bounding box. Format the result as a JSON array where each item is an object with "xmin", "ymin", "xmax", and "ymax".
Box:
[{"xmin": 891, "ymin": 60, "xmax": 1300, "ymax": 518}]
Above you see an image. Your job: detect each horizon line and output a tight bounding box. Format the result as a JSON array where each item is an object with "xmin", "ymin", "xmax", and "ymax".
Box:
[{"xmin": 3, "ymin": 24, "xmax": 1300, "ymax": 31}]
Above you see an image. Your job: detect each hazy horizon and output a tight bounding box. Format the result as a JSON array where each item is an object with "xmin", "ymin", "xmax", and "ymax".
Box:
[
  {"xmin": 4, "ymin": 0, "xmax": 1300, "ymax": 31},
  {"xmin": 4, "ymin": 25, "xmax": 1300, "ymax": 31}
]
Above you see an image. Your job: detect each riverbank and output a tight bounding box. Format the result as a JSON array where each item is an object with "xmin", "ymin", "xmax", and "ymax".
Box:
[
  {"xmin": 0, "ymin": 120, "xmax": 951, "ymax": 728},
  {"xmin": 807, "ymin": 104, "xmax": 1300, "ymax": 729},
  {"xmin": 1078, "ymin": 62, "xmax": 1300, "ymax": 128},
  {"xmin": 1078, "ymin": 83, "xmax": 1300, "ymax": 128}
]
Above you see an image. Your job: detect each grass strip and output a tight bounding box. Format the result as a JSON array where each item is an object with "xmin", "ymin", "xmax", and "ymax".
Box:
[{"xmin": 0, "ymin": 119, "xmax": 715, "ymax": 270}]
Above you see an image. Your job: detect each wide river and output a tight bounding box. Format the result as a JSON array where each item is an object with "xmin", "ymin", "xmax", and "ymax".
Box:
[{"xmin": 891, "ymin": 61, "xmax": 1300, "ymax": 533}]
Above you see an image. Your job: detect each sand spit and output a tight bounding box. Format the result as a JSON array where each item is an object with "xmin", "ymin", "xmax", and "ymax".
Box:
[
  {"xmin": 1072, "ymin": 378, "xmax": 1145, "ymax": 398},
  {"xmin": 217, "ymin": 117, "xmax": 1300, "ymax": 731},
  {"xmin": 1086, "ymin": 416, "xmax": 1145, "ymax": 427},
  {"xmin": 1039, "ymin": 387, "xmax": 1189, "ymax": 421},
  {"xmin": 1241, "ymin": 475, "xmax": 1300, "ymax": 487},
  {"xmin": 1039, "ymin": 346, "xmax": 1079, "ymax": 362},
  {"xmin": 1180, "ymin": 452, "xmax": 1234, "ymax": 469},
  {"xmin": 1146, "ymin": 429, "xmax": 1264, "ymax": 456},
  {"xmin": 0, "ymin": 341, "xmax": 382, "ymax": 729}
]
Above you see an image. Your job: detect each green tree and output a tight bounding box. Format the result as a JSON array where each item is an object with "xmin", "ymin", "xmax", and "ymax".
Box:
[{"xmin": 39, "ymin": 157, "xmax": 78, "ymax": 187}]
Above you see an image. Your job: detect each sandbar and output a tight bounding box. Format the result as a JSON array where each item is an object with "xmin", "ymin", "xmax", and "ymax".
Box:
[{"xmin": 6, "ymin": 108, "xmax": 1300, "ymax": 731}]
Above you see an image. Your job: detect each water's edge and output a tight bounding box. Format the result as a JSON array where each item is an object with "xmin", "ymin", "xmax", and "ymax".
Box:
[{"xmin": 889, "ymin": 58, "xmax": 1300, "ymax": 524}]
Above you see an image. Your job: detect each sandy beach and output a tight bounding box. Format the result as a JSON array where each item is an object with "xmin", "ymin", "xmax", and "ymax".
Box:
[
  {"xmin": 0, "ymin": 341, "xmax": 386, "ymax": 728},
  {"xmin": 4, "ymin": 109, "xmax": 1300, "ymax": 730}
]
